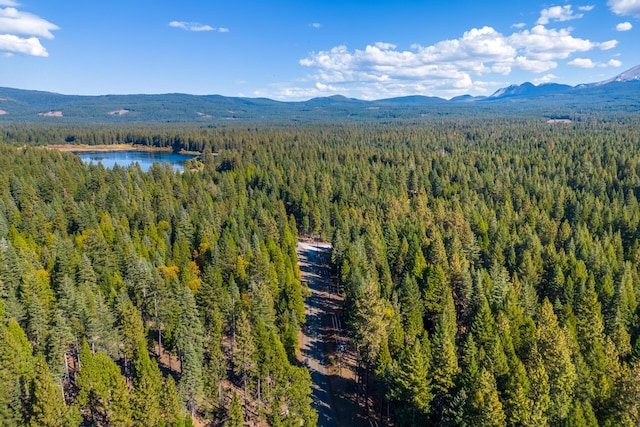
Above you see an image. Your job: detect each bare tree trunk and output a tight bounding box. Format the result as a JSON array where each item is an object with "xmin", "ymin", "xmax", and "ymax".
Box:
[
  {"xmin": 364, "ymin": 362, "xmax": 369, "ymax": 412},
  {"xmin": 243, "ymin": 374, "xmax": 248, "ymax": 416},
  {"xmin": 257, "ymin": 378, "xmax": 261, "ymax": 405}
]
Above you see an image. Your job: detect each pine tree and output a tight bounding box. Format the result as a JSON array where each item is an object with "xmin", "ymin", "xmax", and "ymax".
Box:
[
  {"xmin": 175, "ymin": 287, "xmax": 204, "ymax": 416},
  {"xmin": 394, "ymin": 337, "xmax": 432, "ymax": 425},
  {"xmin": 225, "ymin": 391, "xmax": 244, "ymax": 427},
  {"xmin": 117, "ymin": 297, "xmax": 145, "ymax": 368},
  {"xmin": 131, "ymin": 340, "xmax": 163, "ymax": 427},
  {"xmin": 430, "ymin": 288, "xmax": 459, "ymax": 420},
  {"xmin": 407, "ymin": 236, "xmax": 427, "ymax": 279},
  {"xmin": 527, "ymin": 351, "xmax": 550, "ymax": 427},
  {"xmin": 537, "ymin": 298, "xmax": 576, "ymax": 423},
  {"xmin": 0, "ymin": 319, "xmax": 35, "ymax": 426},
  {"xmin": 80, "ymin": 283, "xmax": 120, "ymax": 357},
  {"xmin": 233, "ymin": 310, "xmax": 257, "ymax": 412},
  {"xmin": 471, "ymin": 276, "xmax": 508, "ymax": 377},
  {"xmin": 502, "ymin": 355, "xmax": 532, "ymax": 427},
  {"xmin": 45, "ymin": 308, "xmax": 74, "ymax": 382},
  {"xmin": 284, "ymin": 365, "xmax": 318, "ymax": 426},
  {"xmin": 399, "ymin": 275, "xmax": 423, "ymax": 344},
  {"xmin": 27, "ymin": 356, "xmax": 81, "ymax": 427},
  {"xmin": 471, "ymin": 367, "xmax": 506, "ymax": 427},
  {"xmin": 202, "ymin": 311, "xmax": 226, "ymax": 415},
  {"xmin": 18, "ymin": 271, "xmax": 52, "ymax": 350},
  {"xmin": 575, "ymin": 278, "xmax": 610, "ymax": 411},
  {"xmin": 423, "ymin": 264, "xmax": 447, "ymax": 324},
  {"xmin": 162, "ymin": 375, "xmax": 185, "ymax": 427},
  {"xmin": 351, "ymin": 277, "xmax": 389, "ymax": 411},
  {"xmin": 76, "ymin": 341, "xmax": 133, "ymax": 426}
]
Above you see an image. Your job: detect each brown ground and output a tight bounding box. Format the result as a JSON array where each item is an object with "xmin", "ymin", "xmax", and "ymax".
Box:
[
  {"xmin": 297, "ymin": 238, "xmax": 374, "ymax": 427},
  {"xmin": 108, "ymin": 109, "xmax": 130, "ymax": 116},
  {"xmin": 46, "ymin": 143, "xmax": 174, "ymax": 152}
]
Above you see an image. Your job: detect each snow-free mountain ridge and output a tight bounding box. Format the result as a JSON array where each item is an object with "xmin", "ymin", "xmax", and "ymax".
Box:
[{"xmin": 1, "ymin": 64, "xmax": 639, "ymax": 122}]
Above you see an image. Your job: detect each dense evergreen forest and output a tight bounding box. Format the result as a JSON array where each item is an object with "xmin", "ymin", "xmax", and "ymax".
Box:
[{"xmin": 2, "ymin": 118, "xmax": 640, "ymax": 426}]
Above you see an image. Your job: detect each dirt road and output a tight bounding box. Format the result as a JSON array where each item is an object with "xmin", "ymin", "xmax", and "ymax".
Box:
[
  {"xmin": 298, "ymin": 240, "xmax": 337, "ymax": 427},
  {"xmin": 298, "ymin": 239, "xmax": 375, "ymax": 427}
]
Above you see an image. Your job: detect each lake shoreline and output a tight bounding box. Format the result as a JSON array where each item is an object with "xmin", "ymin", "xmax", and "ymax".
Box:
[{"xmin": 46, "ymin": 143, "xmax": 200, "ymax": 156}]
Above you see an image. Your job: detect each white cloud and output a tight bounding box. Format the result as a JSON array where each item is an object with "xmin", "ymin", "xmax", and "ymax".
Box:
[
  {"xmin": 569, "ymin": 57, "xmax": 623, "ymax": 68},
  {"xmin": 533, "ymin": 74, "xmax": 558, "ymax": 84},
  {"xmin": 513, "ymin": 56, "xmax": 558, "ymax": 73},
  {"xmin": 169, "ymin": 21, "xmax": 215, "ymax": 32},
  {"xmin": 568, "ymin": 57, "xmax": 597, "ymax": 68},
  {"xmin": 511, "ymin": 23, "xmax": 526, "ymax": 29},
  {"xmin": 310, "ymin": 22, "xmax": 322, "ymax": 29},
  {"xmin": 537, "ymin": 5, "xmax": 583, "ymax": 25},
  {"xmin": 509, "ymin": 26, "xmax": 597, "ymax": 61},
  {"xmin": 598, "ymin": 39, "xmax": 618, "ymax": 50},
  {"xmin": 282, "ymin": 9, "xmax": 620, "ymax": 100},
  {"xmin": 616, "ymin": 21, "xmax": 633, "ymax": 31},
  {"xmin": 218, "ymin": 27, "xmax": 229, "ymax": 33},
  {"xmin": 0, "ymin": 5, "xmax": 57, "ymax": 57},
  {"xmin": 579, "ymin": 5, "xmax": 595, "ymax": 11},
  {"xmin": 0, "ymin": 33, "xmax": 47, "ymax": 56},
  {"xmin": 315, "ymin": 82, "xmax": 337, "ymax": 91},
  {"xmin": 0, "ymin": 7, "xmax": 59, "ymax": 39},
  {"xmin": 608, "ymin": 0, "xmax": 640, "ymax": 18}
]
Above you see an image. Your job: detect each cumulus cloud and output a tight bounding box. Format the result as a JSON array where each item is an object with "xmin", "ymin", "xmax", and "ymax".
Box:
[
  {"xmin": 265, "ymin": 2, "xmax": 625, "ymax": 100},
  {"xmin": 0, "ymin": 5, "xmax": 58, "ymax": 57},
  {"xmin": 293, "ymin": 20, "xmax": 620, "ymax": 99},
  {"xmin": 533, "ymin": 74, "xmax": 558, "ymax": 84},
  {"xmin": 0, "ymin": 33, "xmax": 47, "ymax": 56},
  {"xmin": 315, "ymin": 82, "xmax": 337, "ymax": 91},
  {"xmin": 568, "ymin": 57, "xmax": 623, "ymax": 68},
  {"xmin": 616, "ymin": 21, "xmax": 633, "ymax": 31},
  {"xmin": 509, "ymin": 26, "xmax": 597, "ymax": 61},
  {"xmin": 568, "ymin": 57, "xmax": 597, "ymax": 68},
  {"xmin": 0, "ymin": 7, "xmax": 59, "ymax": 39},
  {"xmin": 537, "ymin": 5, "xmax": 584, "ymax": 25},
  {"xmin": 169, "ymin": 21, "xmax": 219, "ymax": 32},
  {"xmin": 608, "ymin": 0, "xmax": 640, "ymax": 17},
  {"xmin": 310, "ymin": 22, "xmax": 322, "ymax": 29}
]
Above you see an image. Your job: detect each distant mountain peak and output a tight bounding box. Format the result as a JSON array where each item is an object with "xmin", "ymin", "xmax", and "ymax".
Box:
[
  {"xmin": 489, "ymin": 82, "xmax": 570, "ymax": 99},
  {"xmin": 596, "ymin": 64, "xmax": 640, "ymax": 85}
]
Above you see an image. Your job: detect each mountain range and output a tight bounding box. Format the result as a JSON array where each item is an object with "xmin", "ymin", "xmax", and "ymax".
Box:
[{"xmin": 1, "ymin": 65, "xmax": 639, "ymax": 123}]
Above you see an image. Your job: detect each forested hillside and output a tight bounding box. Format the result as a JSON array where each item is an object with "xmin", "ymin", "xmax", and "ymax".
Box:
[
  {"xmin": 2, "ymin": 118, "xmax": 640, "ymax": 426},
  {"xmin": 0, "ymin": 141, "xmax": 315, "ymax": 426}
]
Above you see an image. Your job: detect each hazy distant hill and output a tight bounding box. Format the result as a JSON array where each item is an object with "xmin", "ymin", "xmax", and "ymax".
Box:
[{"xmin": 1, "ymin": 65, "xmax": 639, "ymax": 123}]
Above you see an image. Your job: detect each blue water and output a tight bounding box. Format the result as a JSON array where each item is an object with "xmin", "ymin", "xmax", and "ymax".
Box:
[{"xmin": 76, "ymin": 151, "xmax": 197, "ymax": 172}]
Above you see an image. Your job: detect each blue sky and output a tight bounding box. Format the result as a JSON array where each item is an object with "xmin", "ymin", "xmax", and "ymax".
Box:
[{"xmin": 0, "ymin": 0, "xmax": 639, "ymax": 100}]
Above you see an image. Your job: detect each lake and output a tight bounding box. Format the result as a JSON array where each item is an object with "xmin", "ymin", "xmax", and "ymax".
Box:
[{"xmin": 76, "ymin": 151, "xmax": 198, "ymax": 172}]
